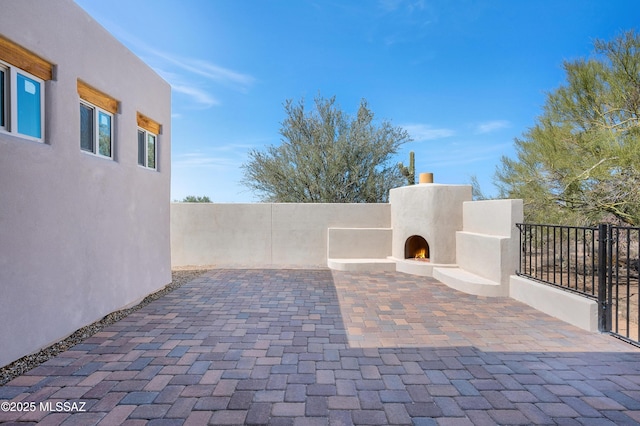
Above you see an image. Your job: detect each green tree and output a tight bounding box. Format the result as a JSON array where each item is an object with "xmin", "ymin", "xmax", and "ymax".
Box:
[
  {"xmin": 181, "ymin": 195, "xmax": 212, "ymax": 203},
  {"xmin": 242, "ymin": 95, "xmax": 411, "ymax": 202},
  {"xmin": 496, "ymin": 30, "xmax": 640, "ymax": 226}
]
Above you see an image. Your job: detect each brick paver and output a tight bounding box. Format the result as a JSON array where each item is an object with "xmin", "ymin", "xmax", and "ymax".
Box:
[{"xmin": 2, "ymin": 269, "xmax": 640, "ymax": 425}]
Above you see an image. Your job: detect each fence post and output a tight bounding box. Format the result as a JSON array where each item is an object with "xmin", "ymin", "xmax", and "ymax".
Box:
[
  {"xmin": 516, "ymin": 223, "xmax": 522, "ymax": 275},
  {"xmin": 597, "ymin": 223, "xmax": 608, "ymax": 332}
]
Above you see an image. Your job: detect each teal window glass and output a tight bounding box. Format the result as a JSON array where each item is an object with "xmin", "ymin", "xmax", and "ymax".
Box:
[
  {"xmin": 80, "ymin": 104, "xmax": 94, "ymax": 152},
  {"xmin": 98, "ymin": 111, "xmax": 111, "ymax": 157},
  {"xmin": 17, "ymin": 73, "xmax": 41, "ymax": 138}
]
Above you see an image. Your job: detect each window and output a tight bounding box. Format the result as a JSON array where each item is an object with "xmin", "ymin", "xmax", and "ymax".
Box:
[
  {"xmin": 80, "ymin": 101, "xmax": 113, "ymax": 158},
  {"xmin": 17, "ymin": 72, "xmax": 42, "ymax": 138},
  {"xmin": 79, "ymin": 103, "xmax": 94, "ymax": 152},
  {"xmin": 137, "ymin": 112, "xmax": 161, "ymax": 170},
  {"xmin": 0, "ymin": 67, "xmax": 5, "ymax": 129},
  {"xmin": 0, "ymin": 36, "xmax": 52, "ymax": 142},
  {"xmin": 77, "ymin": 80, "xmax": 118, "ymax": 159},
  {"xmin": 138, "ymin": 129, "xmax": 157, "ymax": 169},
  {"xmin": 0, "ymin": 61, "xmax": 45, "ymax": 140}
]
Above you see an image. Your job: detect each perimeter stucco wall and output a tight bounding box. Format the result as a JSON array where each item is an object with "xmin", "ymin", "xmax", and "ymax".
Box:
[
  {"xmin": 0, "ymin": 1, "xmax": 171, "ymax": 367},
  {"xmin": 171, "ymin": 203, "xmax": 391, "ymax": 267},
  {"xmin": 510, "ymin": 275, "xmax": 598, "ymax": 332}
]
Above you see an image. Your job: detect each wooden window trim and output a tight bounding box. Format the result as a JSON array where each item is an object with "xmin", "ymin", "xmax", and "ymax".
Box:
[
  {"xmin": 0, "ymin": 35, "xmax": 53, "ymax": 81},
  {"xmin": 137, "ymin": 112, "xmax": 161, "ymax": 135},
  {"xmin": 77, "ymin": 80, "xmax": 118, "ymax": 114}
]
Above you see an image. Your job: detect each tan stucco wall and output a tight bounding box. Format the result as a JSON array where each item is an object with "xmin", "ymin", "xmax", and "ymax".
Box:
[
  {"xmin": 171, "ymin": 203, "xmax": 391, "ymax": 267},
  {"xmin": 0, "ymin": 1, "xmax": 171, "ymax": 367},
  {"xmin": 510, "ymin": 275, "xmax": 599, "ymax": 332},
  {"xmin": 456, "ymin": 199, "xmax": 523, "ymax": 286},
  {"xmin": 327, "ymin": 228, "xmax": 393, "ymax": 259}
]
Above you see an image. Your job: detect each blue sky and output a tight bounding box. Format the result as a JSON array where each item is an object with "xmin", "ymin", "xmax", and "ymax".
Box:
[{"xmin": 75, "ymin": 0, "xmax": 639, "ymax": 202}]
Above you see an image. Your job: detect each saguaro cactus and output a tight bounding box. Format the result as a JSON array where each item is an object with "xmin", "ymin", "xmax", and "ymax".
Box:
[{"xmin": 398, "ymin": 151, "xmax": 415, "ymax": 185}]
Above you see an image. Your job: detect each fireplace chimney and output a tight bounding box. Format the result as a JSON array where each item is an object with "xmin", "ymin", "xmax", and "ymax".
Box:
[{"xmin": 418, "ymin": 172, "xmax": 433, "ymax": 184}]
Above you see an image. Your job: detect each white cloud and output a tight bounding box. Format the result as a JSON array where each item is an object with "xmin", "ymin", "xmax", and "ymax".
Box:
[
  {"xmin": 475, "ymin": 120, "xmax": 510, "ymax": 134},
  {"xmin": 99, "ymin": 22, "xmax": 254, "ymax": 107},
  {"xmin": 171, "ymin": 84, "xmax": 220, "ymax": 109},
  {"xmin": 151, "ymin": 68, "xmax": 219, "ymax": 109},
  {"xmin": 149, "ymin": 48, "xmax": 255, "ymax": 92},
  {"xmin": 173, "ymin": 152, "xmax": 238, "ymax": 169},
  {"xmin": 188, "ymin": 59, "xmax": 255, "ymax": 90},
  {"xmin": 402, "ymin": 123, "xmax": 456, "ymax": 142},
  {"xmin": 173, "ymin": 141, "xmax": 261, "ymax": 169},
  {"xmin": 209, "ymin": 142, "xmax": 260, "ymax": 153}
]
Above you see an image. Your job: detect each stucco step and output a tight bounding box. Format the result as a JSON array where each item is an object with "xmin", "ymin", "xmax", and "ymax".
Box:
[
  {"xmin": 393, "ymin": 258, "xmax": 456, "ymax": 278},
  {"xmin": 433, "ymin": 267, "xmax": 507, "ymax": 297},
  {"xmin": 327, "ymin": 258, "xmax": 396, "ymax": 272}
]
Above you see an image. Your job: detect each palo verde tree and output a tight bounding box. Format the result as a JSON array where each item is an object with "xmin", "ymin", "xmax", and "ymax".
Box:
[
  {"xmin": 496, "ymin": 30, "xmax": 640, "ymax": 226},
  {"xmin": 242, "ymin": 95, "xmax": 411, "ymax": 202}
]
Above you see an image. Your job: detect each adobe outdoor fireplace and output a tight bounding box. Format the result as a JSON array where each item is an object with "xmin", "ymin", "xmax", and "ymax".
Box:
[
  {"xmin": 390, "ymin": 182, "xmax": 472, "ymax": 269},
  {"xmin": 405, "ymin": 235, "xmax": 429, "ymax": 261}
]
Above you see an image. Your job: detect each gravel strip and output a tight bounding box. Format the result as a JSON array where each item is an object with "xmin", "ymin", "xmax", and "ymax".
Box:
[{"xmin": 0, "ymin": 269, "xmax": 210, "ymax": 386}]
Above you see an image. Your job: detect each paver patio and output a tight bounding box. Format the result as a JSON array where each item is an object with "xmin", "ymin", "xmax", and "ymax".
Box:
[{"xmin": 1, "ymin": 269, "xmax": 640, "ymax": 425}]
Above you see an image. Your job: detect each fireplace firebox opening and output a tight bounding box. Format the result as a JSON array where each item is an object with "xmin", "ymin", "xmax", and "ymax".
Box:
[{"xmin": 405, "ymin": 235, "xmax": 429, "ymax": 260}]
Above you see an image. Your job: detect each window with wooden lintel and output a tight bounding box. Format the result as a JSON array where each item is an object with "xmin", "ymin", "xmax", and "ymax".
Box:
[
  {"xmin": 77, "ymin": 80, "xmax": 118, "ymax": 159},
  {"xmin": 0, "ymin": 35, "xmax": 53, "ymax": 141},
  {"xmin": 137, "ymin": 112, "xmax": 161, "ymax": 170}
]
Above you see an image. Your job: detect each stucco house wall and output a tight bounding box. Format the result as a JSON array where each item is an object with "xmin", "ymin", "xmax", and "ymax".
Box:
[{"xmin": 0, "ymin": 0, "xmax": 172, "ymax": 367}]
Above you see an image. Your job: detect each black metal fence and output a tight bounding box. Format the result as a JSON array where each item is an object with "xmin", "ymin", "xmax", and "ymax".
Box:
[{"xmin": 517, "ymin": 223, "xmax": 640, "ymax": 345}]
